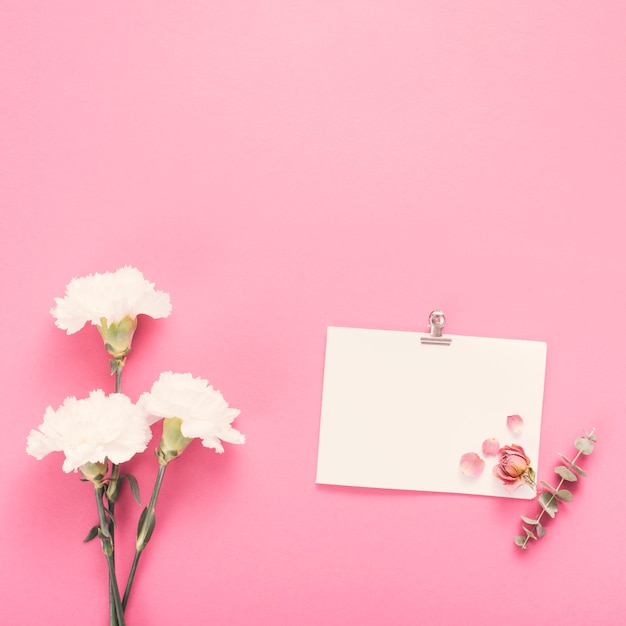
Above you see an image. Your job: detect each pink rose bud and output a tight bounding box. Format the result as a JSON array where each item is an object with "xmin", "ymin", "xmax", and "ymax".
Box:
[
  {"xmin": 459, "ymin": 452, "xmax": 485, "ymax": 477},
  {"xmin": 507, "ymin": 414, "xmax": 524, "ymax": 434},
  {"xmin": 482, "ymin": 437, "xmax": 500, "ymax": 457},
  {"xmin": 493, "ymin": 444, "xmax": 535, "ymax": 492}
]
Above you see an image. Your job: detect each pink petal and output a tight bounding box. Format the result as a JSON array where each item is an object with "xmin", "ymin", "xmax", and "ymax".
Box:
[
  {"xmin": 482, "ymin": 437, "xmax": 500, "ymax": 456},
  {"xmin": 507, "ymin": 414, "xmax": 524, "ymax": 434},
  {"xmin": 459, "ymin": 452, "xmax": 485, "ymax": 477}
]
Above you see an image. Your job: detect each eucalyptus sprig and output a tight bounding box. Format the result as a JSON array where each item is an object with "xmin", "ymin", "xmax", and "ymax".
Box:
[{"xmin": 515, "ymin": 429, "xmax": 596, "ymax": 550}]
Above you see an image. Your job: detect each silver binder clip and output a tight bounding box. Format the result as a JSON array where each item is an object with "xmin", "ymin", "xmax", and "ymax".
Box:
[{"xmin": 420, "ymin": 310, "xmax": 452, "ymax": 345}]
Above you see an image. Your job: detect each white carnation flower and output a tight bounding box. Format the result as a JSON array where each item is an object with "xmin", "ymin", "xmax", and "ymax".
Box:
[
  {"xmin": 139, "ymin": 372, "xmax": 244, "ymax": 456},
  {"xmin": 51, "ymin": 266, "xmax": 171, "ymax": 334},
  {"xmin": 50, "ymin": 266, "xmax": 172, "ymax": 358},
  {"xmin": 27, "ymin": 390, "xmax": 152, "ymax": 473}
]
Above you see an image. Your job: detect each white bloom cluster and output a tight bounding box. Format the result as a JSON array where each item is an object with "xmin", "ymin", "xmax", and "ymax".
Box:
[
  {"xmin": 51, "ymin": 266, "xmax": 172, "ymax": 334},
  {"xmin": 139, "ymin": 372, "xmax": 245, "ymax": 453},
  {"xmin": 27, "ymin": 390, "xmax": 152, "ymax": 472}
]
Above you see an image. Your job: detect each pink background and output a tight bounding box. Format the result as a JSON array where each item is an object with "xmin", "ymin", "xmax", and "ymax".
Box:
[{"xmin": 2, "ymin": 2, "xmax": 625, "ymax": 624}]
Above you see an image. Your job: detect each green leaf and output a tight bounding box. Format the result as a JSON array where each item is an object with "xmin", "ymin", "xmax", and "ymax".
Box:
[
  {"xmin": 136, "ymin": 507, "xmax": 156, "ymax": 552},
  {"xmin": 575, "ymin": 437, "xmax": 594, "ymax": 455},
  {"xmin": 520, "ymin": 515, "xmax": 538, "ymax": 525},
  {"xmin": 540, "ymin": 480, "xmax": 556, "ymax": 494},
  {"xmin": 83, "ymin": 525, "xmax": 100, "ymax": 543},
  {"xmin": 536, "ymin": 522, "xmax": 546, "ymax": 538},
  {"xmin": 514, "ymin": 536, "xmax": 527, "ymax": 548},
  {"xmin": 558, "ymin": 454, "xmax": 587, "ymax": 477},
  {"xmin": 106, "ymin": 479, "xmax": 120, "ymax": 503},
  {"xmin": 554, "ymin": 465, "xmax": 578, "ymax": 482},
  {"xmin": 538, "ymin": 492, "xmax": 558, "ymax": 518},
  {"xmin": 105, "ymin": 509, "xmax": 116, "ymax": 528},
  {"xmin": 555, "ymin": 489, "xmax": 573, "ymax": 502},
  {"xmin": 121, "ymin": 473, "xmax": 142, "ymax": 506}
]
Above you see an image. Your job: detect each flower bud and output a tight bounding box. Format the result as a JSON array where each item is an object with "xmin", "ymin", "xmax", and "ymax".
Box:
[
  {"xmin": 156, "ymin": 417, "xmax": 192, "ymax": 465},
  {"xmin": 493, "ymin": 444, "xmax": 536, "ymax": 492},
  {"xmin": 136, "ymin": 507, "xmax": 156, "ymax": 553},
  {"xmin": 97, "ymin": 316, "xmax": 138, "ymax": 359}
]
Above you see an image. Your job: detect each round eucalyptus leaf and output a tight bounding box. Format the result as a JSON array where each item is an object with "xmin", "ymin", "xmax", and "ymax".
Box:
[
  {"xmin": 575, "ymin": 437, "xmax": 594, "ymax": 455},
  {"xmin": 555, "ymin": 489, "xmax": 573, "ymax": 502},
  {"xmin": 554, "ymin": 465, "xmax": 577, "ymax": 482}
]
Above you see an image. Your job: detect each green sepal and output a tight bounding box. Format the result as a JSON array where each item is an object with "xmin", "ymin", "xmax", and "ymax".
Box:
[
  {"xmin": 83, "ymin": 525, "xmax": 100, "ymax": 543},
  {"xmin": 156, "ymin": 417, "xmax": 192, "ymax": 465},
  {"xmin": 106, "ymin": 345, "xmax": 130, "ymax": 358},
  {"xmin": 98, "ymin": 316, "xmax": 136, "ymax": 359},
  {"xmin": 554, "ymin": 465, "xmax": 578, "ymax": 482},
  {"xmin": 555, "ymin": 489, "xmax": 573, "ymax": 502},
  {"xmin": 538, "ymin": 492, "xmax": 558, "ymax": 518}
]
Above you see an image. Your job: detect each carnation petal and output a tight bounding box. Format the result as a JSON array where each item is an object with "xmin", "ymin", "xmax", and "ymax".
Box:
[
  {"xmin": 93, "ymin": 392, "xmax": 152, "ymax": 463},
  {"xmin": 26, "ymin": 428, "xmax": 58, "ymax": 459},
  {"xmin": 50, "ymin": 297, "xmax": 91, "ymax": 334},
  {"xmin": 198, "ymin": 436, "xmax": 225, "ymax": 453}
]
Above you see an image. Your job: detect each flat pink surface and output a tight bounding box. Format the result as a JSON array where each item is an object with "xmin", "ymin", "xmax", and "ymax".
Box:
[{"xmin": 2, "ymin": 2, "xmax": 625, "ymax": 624}]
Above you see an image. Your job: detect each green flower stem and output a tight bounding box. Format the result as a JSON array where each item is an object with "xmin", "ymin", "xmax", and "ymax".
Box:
[
  {"xmin": 113, "ymin": 358, "xmax": 124, "ymax": 394},
  {"xmin": 109, "ymin": 578, "xmax": 118, "ymax": 626},
  {"xmin": 107, "ymin": 360, "xmax": 123, "ymax": 623},
  {"xmin": 107, "ymin": 462, "xmax": 121, "ymax": 594},
  {"xmin": 123, "ymin": 463, "xmax": 168, "ymax": 611},
  {"xmin": 95, "ymin": 486, "xmax": 126, "ymax": 626},
  {"xmin": 108, "ymin": 355, "xmax": 123, "ymax": 505}
]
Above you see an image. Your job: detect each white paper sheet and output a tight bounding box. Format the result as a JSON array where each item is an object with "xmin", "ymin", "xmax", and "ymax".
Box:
[{"xmin": 316, "ymin": 326, "xmax": 547, "ymax": 499}]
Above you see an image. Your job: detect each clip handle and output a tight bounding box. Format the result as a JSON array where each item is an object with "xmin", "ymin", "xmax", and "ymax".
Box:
[
  {"xmin": 428, "ymin": 310, "xmax": 445, "ymax": 337},
  {"xmin": 421, "ymin": 310, "xmax": 452, "ymax": 345}
]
